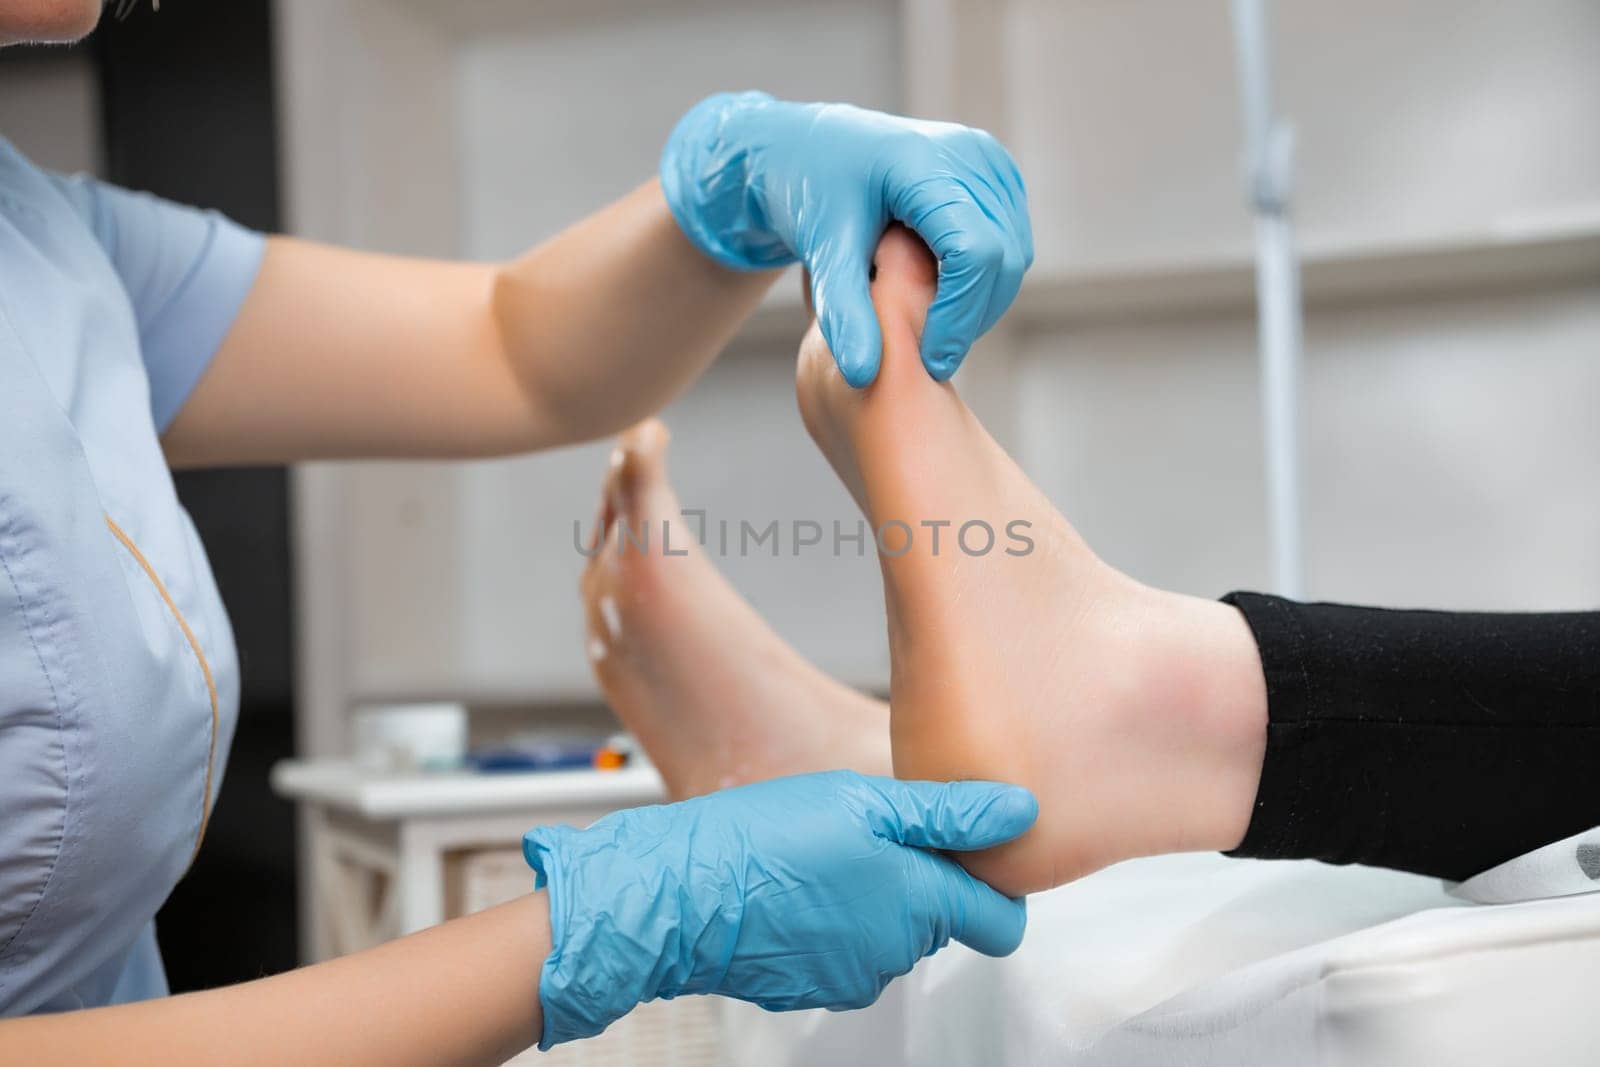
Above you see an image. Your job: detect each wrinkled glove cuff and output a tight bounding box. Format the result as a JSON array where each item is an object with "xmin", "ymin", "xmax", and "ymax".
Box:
[
  {"xmin": 523, "ymin": 824, "xmax": 649, "ymax": 1048},
  {"xmin": 523, "ymin": 810, "xmax": 739, "ymax": 1048},
  {"xmin": 659, "ymin": 90, "xmax": 797, "ymax": 272}
]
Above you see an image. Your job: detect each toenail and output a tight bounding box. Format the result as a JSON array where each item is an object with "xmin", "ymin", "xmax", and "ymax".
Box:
[
  {"xmin": 598, "ymin": 595, "xmax": 622, "ymax": 641},
  {"xmin": 609, "ymin": 448, "xmax": 626, "ymax": 471},
  {"xmin": 586, "ymin": 636, "xmax": 608, "ymax": 662}
]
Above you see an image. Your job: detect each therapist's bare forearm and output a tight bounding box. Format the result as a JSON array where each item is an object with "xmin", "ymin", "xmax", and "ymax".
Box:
[
  {"xmin": 166, "ymin": 180, "xmax": 775, "ymax": 466},
  {"xmin": 491, "ymin": 178, "xmax": 779, "ymax": 447},
  {"xmin": 0, "ymin": 894, "xmax": 550, "ymax": 1067}
]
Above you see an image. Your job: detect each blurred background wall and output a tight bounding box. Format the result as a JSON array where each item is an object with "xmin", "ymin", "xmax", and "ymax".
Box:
[
  {"xmin": 281, "ymin": 0, "xmax": 1600, "ymax": 749},
  {"xmin": 1, "ymin": 0, "xmax": 1595, "ymax": 986}
]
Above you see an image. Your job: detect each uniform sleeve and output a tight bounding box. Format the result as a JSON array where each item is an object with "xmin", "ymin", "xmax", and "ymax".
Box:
[{"xmin": 47, "ymin": 174, "xmax": 266, "ymax": 431}]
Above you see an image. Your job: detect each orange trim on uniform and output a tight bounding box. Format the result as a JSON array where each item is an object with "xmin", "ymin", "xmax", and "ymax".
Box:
[{"xmin": 105, "ymin": 515, "xmax": 220, "ymax": 866}]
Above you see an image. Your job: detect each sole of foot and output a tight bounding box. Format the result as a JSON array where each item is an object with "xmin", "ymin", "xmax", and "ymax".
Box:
[{"xmin": 795, "ymin": 225, "xmax": 1268, "ymax": 895}]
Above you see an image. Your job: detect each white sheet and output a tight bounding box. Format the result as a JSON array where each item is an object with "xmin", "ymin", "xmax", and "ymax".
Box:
[
  {"xmin": 1452, "ymin": 823, "xmax": 1600, "ymax": 905},
  {"xmin": 721, "ymin": 850, "xmax": 1600, "ymax": 1065},
  {"xmin": 1090, "ymin": 890, "xmax": 1600, "ymax": 1066}
]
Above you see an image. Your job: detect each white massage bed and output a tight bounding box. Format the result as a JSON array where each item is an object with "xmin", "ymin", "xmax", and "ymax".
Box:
[{"xmin": 721, "ymin": 828, "xmax": 1600, "ymax": 1065}]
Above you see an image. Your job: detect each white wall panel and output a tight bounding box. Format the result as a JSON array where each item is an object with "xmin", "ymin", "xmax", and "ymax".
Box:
[
  {"xmin": 1016, "ymin": 313, "xmax": 1271, "ymax": 597},
  {"xmin": 1007, "ymin": 0, "xmax": 1600, "ymax": 271},
  {"xmin": 1303, "ymin": 282, "xmax": 1600, "ymax": 610},
  {"xmin": 1014, "ymin": 282, "xmax": 1600, "ymax": 609},
  {"xmin": 280, "ymin": 0, "xmax": 1600, "ymax": 742},
  {"xmin": 456, "ymin": 0, "xmax": 901, "ymax": 256}
]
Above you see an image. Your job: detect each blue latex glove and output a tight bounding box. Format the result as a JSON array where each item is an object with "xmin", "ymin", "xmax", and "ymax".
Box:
[
  {"xmin": 523, "ymin": 770, "xmax": 1037, "ymax": 1048},
  {"xmin": 661, "ymin": 91, "xmax": 1033, "ymax": 385}
]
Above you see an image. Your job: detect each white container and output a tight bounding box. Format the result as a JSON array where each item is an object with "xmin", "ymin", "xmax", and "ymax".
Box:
[{"xmin": 351, "ymin": 702, "xmax": 467, "ymax": 772}]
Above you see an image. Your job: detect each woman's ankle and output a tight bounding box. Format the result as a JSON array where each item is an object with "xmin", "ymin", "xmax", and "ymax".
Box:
[{"xmin": 1123, "ymin": 583, "xmax": 1269, "ymax": 856}]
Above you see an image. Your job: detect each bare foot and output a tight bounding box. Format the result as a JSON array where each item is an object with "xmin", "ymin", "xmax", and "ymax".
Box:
[
  {"xmin": 797, "ymin": 225, "xmax": 1269, "ymax": 895},
  {"xmin": 581, "ymin": 419, "xmax": 891, "ymax": 800}
]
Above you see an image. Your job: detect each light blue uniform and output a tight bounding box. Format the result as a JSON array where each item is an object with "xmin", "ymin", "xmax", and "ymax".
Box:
[{"xmin": 0, "ymin": 137, "xmax": 263, "ymax": 1014}]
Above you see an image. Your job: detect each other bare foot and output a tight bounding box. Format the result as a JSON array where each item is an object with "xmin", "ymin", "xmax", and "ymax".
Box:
[
  {"xmin": 581, "ymin": 419, "xmax": 891, "ymax": 800},
  {"xmin": 796, "ymin": 225, "xmax": 1268, "ymax": 895}
]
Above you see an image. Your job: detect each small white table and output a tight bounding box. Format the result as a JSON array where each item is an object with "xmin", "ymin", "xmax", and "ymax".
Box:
[
  {"xmin": 271, "ymin": 759, "xmax": 666, "ymax": 957},
  {"xmin": 273, "ymin": 759, "xmax": 731, "ymax": 1066}
]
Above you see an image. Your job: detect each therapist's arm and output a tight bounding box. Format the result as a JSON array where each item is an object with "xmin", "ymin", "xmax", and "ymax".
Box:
[
  {"xmin": 0, "ymin": 774, "xmax": 1034, "ymax": 1062},
  {"xmin": 162, "ymin": 179, "xmax": 778, "ymax": 467},
  {"xmin": 0, "ymin": 894, "xmax": 551, "ymax": 1067}
]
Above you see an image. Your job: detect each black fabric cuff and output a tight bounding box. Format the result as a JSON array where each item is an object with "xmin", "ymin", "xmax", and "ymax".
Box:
[{"xmin": 1219, "ymin": 592, "xmax": 1600, "ymax": 881}]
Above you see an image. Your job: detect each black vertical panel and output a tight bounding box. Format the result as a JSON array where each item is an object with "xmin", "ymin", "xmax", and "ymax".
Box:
[{"xmin": 94, "ymin": 1, "xmax": 299, "ymax": 988}]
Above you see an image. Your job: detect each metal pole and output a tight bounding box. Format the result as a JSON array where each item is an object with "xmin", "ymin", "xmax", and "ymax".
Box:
[{"xmin": 1230, "ymin": 0, "xmax": 1306, "ymax": 599}]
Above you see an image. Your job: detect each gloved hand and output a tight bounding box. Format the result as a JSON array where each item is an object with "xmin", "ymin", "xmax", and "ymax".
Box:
[
  {"xmin": 661, "ymin": 91, "xmax": 1033, "ymax": 386},
  {"xmin": 523, "ymin": 770, "xmax": 1037, "ymax": 1048}
]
